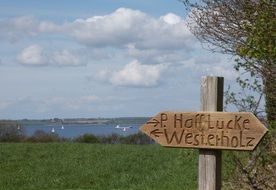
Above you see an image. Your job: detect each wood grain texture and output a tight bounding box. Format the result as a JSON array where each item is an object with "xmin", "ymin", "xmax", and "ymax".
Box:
[
  {"xmin": 199, "ymin": 76, "xmax": 223, "ymax": 190},
  {"xmin": 140, "ymin": 111, "xmax": 267, "ymax": 150}
]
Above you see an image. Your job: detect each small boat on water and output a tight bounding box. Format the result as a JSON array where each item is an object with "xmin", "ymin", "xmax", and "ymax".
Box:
[
  {"xmin": 115, "ymin": 125, "xmax": 132, "ymax": 132},
  {"xmin": 61, "ymin": 125, "xmax": 64, "ymax": 130},
  {"xmin": 51, "ymin": 128, "xmax": 55, "ymax": 133},
  {"xmin": 17, "ymin": 125, "xmax": 21, "ymax": 130}
]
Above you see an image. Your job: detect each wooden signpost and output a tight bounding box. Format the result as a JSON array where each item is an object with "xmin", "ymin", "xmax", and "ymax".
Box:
[
  {"xmin": 140, "ymin": 76, "xmax": 268, "ymax": 190},
  {"xmin": 140, "ymin": 111, "xmax": 267, "ymax": 151}
]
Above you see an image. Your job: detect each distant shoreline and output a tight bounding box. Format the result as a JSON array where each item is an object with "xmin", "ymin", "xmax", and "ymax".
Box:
[{"xmin": 14, "ymin": 117, "xmax": 150, "ymax": 126}]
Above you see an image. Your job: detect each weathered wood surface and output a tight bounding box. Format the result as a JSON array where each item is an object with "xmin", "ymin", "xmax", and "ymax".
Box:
[
  {"xmin": 199, "ymin": 76, "xmax": 223, "ymax": 190},
  {"xmin": 140, "ymin": 111, "xmax": 267, "ymax": 150}
]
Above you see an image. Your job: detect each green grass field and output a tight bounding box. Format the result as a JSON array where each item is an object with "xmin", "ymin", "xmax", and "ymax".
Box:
[{"xmin": 0, "ymin": 143, "xmax": 234, "ymax": 190}]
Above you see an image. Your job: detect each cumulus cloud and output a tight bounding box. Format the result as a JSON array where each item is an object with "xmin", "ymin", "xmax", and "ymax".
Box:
[
  {"xmin": 65, "ymin": 8, "xmax": 194, "ymax": 50},
  {"xmin": 3, "ymin": 8, "xmax": 236, "ymax": 81},
  {"xmin": 2, "ymin": 8, "xmax": 201, "ymax": 68},
  {"xmin": 97, "ymin": 60, "xmax": 168, "ymax": 87},
  {"xmin": 65, "ymin": 8, "xmax": 147, "ymax": 48},
  {"xmin": 17, "ymin": 44, "xmax": 45, "ymax": 65},
  {"xmin": 1, "ymin": 8, "xmax": 194, "ymax": 50},
  {"xmin": 17, "ymin": 44, "xmax": 84, "ymax": 66},
  {"xmin": 160, "ymin": 13, "xmax": 182, "ymax": 25}
]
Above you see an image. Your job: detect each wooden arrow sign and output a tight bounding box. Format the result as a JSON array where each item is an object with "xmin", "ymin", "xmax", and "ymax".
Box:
[{"xmin": 140, "ymin": 112, "xmax": 268, "ymax": 150}]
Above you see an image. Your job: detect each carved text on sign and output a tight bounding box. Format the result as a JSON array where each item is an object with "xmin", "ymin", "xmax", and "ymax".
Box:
[{"xmin": 140, "ymin": 112, "xmax": 267, "ymax": 150}]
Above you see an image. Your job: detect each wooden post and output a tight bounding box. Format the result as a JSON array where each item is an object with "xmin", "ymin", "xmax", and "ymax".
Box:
[{"xmin": 199, "ymin": 76, "xmax": 223, "ymax": 190}]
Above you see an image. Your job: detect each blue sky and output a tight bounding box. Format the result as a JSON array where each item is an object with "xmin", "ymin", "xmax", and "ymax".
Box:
[{"xmin": 0, "ymin": 0, "xmax": 237, "ymax": 119}]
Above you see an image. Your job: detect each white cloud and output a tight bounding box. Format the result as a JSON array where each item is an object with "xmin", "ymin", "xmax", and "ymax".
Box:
[
  {"xmin": 1, "ymin": 8, "xmax": 195, "ymax": 51},
  {"xmin": 51, "ymin": 50, "xmax": 82, "ymax": 66},
  {"xmin": 3, "ymin": 8, "xmax": 199, "ymax": 68},
  {"xmin": 205, "ymin": 65, "xmax": 238, "ymax": 80},
  {"xmin": 0, "ymin": 16, "xmax": 38, "ymax": 42},
  {"xmin": 0, "ymin": 8, "xmax": 195, "ymax": 68},
  {"xmin": 17, "ymin": 44, "xmax": 45, "ymax": 65},
  {"xmin": 3, "ymin": 8, "xmax": 237, "ymax": 81},
  {"xmin": 176, "ymin": 54, "xmax": 238, "ymax": 80},
  {"xmin": 55, "ymin": 8, "xmax": 194, "ymax": 50},
  {"xmin": 197, "ymin": 56, "xmax": 238, "ymax": 80},
  {"xmin": 17, "ymin": 44, "xmax": 84, "ymax": 66},
  {"xmin": 65, "ymin": 8, "xmax": 148, "ymax": 48},
  {"xmin": 161, "ymin": 13, "xmax": 182, "ymax": 25},
  {"xmin": 38, "ymin": 21, "xmax": 60, "ymax": 33},
  {"xmin": 97, "ymin": 60, "xmax": 168, "ymax": 87},
  {"xmin": 134, "ymin": 13, "xmax": 193, "ymax": 50},
  {"xmin": 126, "ymin": 45, "xmax": 193, "ymax": 64}
]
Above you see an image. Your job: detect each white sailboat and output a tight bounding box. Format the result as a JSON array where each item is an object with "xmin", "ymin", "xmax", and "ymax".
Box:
[
  {"xmin": 115, "ymin": 125, "xmax": 132, "ymax": 132},
  {"xmin": 51, "ymin": 127, "xmax": 55, "ymax": 133}
]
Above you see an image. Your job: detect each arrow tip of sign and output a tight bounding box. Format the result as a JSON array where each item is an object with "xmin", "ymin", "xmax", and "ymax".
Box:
[
  {"xmin": 139, "ymin": 123, "xmax": 150, "ymax": 136},
  {"xmin": 246, "ymin": 112, "xmax": 268, "ymax": 130},
  {"xmin": 139, "ymin": 124, "xmax": 145, "ymax": 133}
]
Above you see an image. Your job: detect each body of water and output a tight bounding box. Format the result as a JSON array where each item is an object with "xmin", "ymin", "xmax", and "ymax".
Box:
[{"xmin": 22, "ymin": 124, "xmax": 141, "ymax": 138}]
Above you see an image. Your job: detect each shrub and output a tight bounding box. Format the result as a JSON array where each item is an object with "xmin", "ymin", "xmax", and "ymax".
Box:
[
  {"xmin": 74, "ymin": 134, "xmax": 100, "ymax": 143},
  {"xmin": 26, "ymin": 130, "xmax": 63, "ymax": 143},
  {"xmin": 0, "ymin": 121, "xmax": 25, "ymax": 142},
  {"xmin": 99, "ymin": 133, "xmax": 121, "ymax": 144},
  {"xmin": 121, "ymin": 132, "xmax": 152, "ymax": 145}
]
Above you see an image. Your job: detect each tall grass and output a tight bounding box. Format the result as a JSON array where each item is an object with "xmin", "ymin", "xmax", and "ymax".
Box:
[{"xmin": 0, "ymin": 143, "xmax": 234, "ymax": 190}]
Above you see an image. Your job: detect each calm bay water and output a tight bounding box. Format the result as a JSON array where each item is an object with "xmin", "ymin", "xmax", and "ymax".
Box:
[{"xmin": 23, "ymin": 124, "xmax": 141, "ymax": 138}]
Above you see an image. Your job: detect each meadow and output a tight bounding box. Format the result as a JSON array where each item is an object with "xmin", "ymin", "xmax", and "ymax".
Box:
[{"xmin": 0, "ymin": 143, "xmax": 235, "ymax": 190}]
